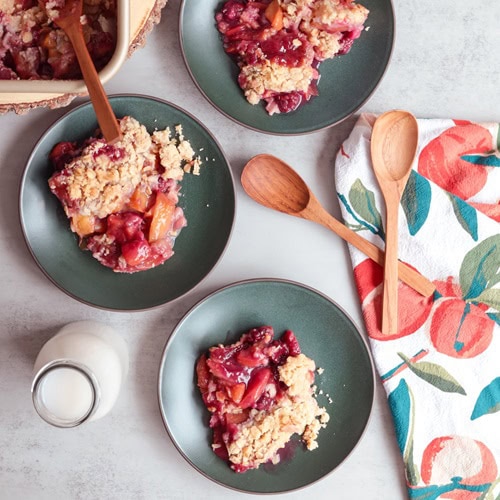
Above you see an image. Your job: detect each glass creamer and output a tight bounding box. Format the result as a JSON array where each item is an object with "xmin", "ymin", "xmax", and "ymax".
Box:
[{"xmin": 32, "ymin": 320, "xmax": 129, "ymax": 428}]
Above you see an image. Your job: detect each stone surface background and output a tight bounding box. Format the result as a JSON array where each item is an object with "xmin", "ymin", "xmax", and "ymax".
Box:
[{"xmin": 1, "ymin": 1, "xmax": 499, "ymax": 499}]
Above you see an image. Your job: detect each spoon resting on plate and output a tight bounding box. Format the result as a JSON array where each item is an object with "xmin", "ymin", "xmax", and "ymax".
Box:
[
  {"xmin": 241, "ymin": 154, "xmax": 435, "ymax": 298},
  {"xmin": 371, "ymin": 110, "xmax": 419, "ymax": 335},
  {"xmin": 41, "ymin": 0, "xmax": 122, "ymax": 144}
]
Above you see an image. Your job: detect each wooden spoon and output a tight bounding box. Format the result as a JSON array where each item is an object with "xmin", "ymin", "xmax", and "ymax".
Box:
[
  {"xmin": 42, "ymin": 0, "xmax": 122, "ymax": 144},
  {"xmin": 241, "ymin": 154, "xmax": 435, "ymax": 297},
  {"xmin": 371, "ymin": 110, "xmax": 419, "ymax": 335}
]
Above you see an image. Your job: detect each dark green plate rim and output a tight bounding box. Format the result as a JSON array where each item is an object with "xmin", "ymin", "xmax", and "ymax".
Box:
[
  {"xmin": 19, "ymin": 94, "xmax": 236, "ymax": 311},
  {"xmin": 179, "ymin": 0, "xmax": 395, "ymax": 135},
  {"xmin": 158, "ymin": 278, "xmax": 375, "ymax": 494}
]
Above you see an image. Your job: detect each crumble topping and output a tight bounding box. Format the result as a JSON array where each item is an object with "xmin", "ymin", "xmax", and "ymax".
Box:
[
  {"xmin": 279, "ymin": 353, "xmax": 315, "ymax": 397},
  {"xmin": 304, "ymin": 0, "xmax": 368, "ymax": 26},
  {"xmin": 44, "ymin": 0, "xmax": 65, "ymax": 22},
  {"xmin": 49, "ymin": 116, "xmax": 201, "ymax": 219},
  {"xmin": 241, "ymin": 60, "xmax": 315, "ymax": 105},
  {"xmin": 196, "ymin": 326, "xmax": 330, "ymax": 473},
  {"xmin": 226, "ymin": 353, "xmax": 329, "ymax": 469},
  {"xmin": 47, "ymin": 116, "xmax": 203, "ymax": 273}
]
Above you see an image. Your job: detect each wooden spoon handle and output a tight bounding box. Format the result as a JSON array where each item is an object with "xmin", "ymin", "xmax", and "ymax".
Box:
[
  {"xmin": 308, "ymin": 204, "xmax": 435, "ymax": 297},
  {"xmin": 64, "ymin": 24, "xmax": 122, "ymax": 144},
  {"xmin": 381, "ymin": 192, "xmax": 400, "ymax": 334}
]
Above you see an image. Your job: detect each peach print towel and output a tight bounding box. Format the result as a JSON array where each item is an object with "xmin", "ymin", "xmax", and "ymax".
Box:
[{"xmin": 335, "ymin": 114, "xmax": 500, "ymax": 499}]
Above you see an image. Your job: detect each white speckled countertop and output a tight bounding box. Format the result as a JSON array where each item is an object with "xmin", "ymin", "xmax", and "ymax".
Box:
[{"xmin": 1, "ymin": 1, "xmax": 499, "ymax": 498}]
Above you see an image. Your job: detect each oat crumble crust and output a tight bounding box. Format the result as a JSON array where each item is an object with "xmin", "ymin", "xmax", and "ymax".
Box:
[
  {"xmin": 49, "ymin": 116, "xmax": 202, "ymax": 219},
  {"xmin": 241, "ymin": 60, "xmax": 314, "ymax": 105},
  {"xmin": 226, "ymin": 353, "xmax": 329, "ymax": 469}
]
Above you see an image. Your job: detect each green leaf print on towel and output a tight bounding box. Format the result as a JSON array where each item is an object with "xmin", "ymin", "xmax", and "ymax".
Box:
[
  {"xmin": 487, "ymin": 310, "xmax": 500, "ymax": 326},
  {"xmin": 401, "ymin": 171, "xmax": 432, "ymax": 236},
  {"xmin": 471, "ymin": 377, "xmax": 500, "ymax": 420},
  {"xmin": 460, "ymin": 234, "xmax": 500, "ymax": 304},
  {"xmin": 461, "ymin": 153, "xmax": 500, "ymax": 167},
  {"xmin": 449, "ymin": 193, "xmax": 479, "ymax": 241},
  {"xmin": 388, "ymin": 379, "xmax": 420, "ymax": 485},
  {"xmin": 398, "ymin": 353, "xmax": 466, "ymax": 395},
  {"xmin": 337, "ymin": 178, "xmax": 384, "ymax": 238}
]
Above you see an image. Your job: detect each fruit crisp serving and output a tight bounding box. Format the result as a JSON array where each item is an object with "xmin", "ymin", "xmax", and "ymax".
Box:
[
  {"xmin": 196, "ymin": 326, "xmax": 329, "ymax": 472},
  {"xmin": 48, "ymin": 116, "xmax": 202, "ymax": 273},
  {"xmin": 0, "ymin": 0, "xmax": 116, "ymax": 80},
  {"xmin": 215, "ymin": 0, "xmax": 369, "ymax": 114}
]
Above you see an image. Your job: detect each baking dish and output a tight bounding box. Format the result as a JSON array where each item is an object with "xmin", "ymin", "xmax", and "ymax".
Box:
[{"xmin": 0, "ymin": 0, "xmax": 129, "ymax": 94}]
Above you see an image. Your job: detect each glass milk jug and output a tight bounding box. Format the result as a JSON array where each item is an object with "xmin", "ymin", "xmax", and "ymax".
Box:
[{"xmin": 32, "ymin": 320, "xmax": 129, "ymax": 428}]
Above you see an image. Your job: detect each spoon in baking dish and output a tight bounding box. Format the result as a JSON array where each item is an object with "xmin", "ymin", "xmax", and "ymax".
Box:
[
  {"xmin": 371, "ymin": 110, "xmax": 419, "ymax": 335},
  {"xmin": 40, "ymin": 0, "xmax": 122, "ymax": 143},
  {"xmin": 241, "ymin": 154, "xmax": 434, "ymax": 298}
]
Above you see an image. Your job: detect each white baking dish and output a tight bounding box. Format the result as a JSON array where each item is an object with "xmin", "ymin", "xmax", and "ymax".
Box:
[{"xmin": 0, "ymin": 0, "xmax": 129, "ymax": 94}]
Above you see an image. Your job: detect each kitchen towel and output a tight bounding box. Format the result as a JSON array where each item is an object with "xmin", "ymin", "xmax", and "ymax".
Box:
[{"xmin": 335, "ymin": 114, "xmax": 500, "ymax": 500}]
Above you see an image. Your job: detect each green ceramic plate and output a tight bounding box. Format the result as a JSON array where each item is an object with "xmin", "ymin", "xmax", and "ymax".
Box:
[
  {"xmin": 158, "ymin": 279, "xmax": 375, "ymax": 493},
  {"xmin": 179, "ymin": 0, "xmax": 394, "ymax": 135},
  {"xmin": 19, "ymin": 95, "xmax": 235, "ymax": 311}
]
